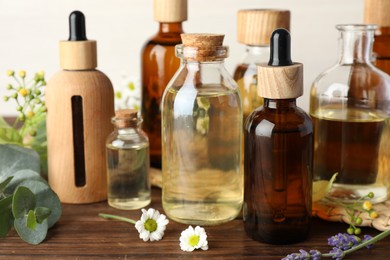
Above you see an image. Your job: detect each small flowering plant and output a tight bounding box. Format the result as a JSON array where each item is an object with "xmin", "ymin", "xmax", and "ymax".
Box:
[{"xmin": 180, "ymin": 225, "xmax": 209, "ymax": 252}]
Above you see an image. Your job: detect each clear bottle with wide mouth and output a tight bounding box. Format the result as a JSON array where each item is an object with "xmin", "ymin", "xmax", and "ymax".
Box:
[
  {"xmin": 310, "ymin": 24, "xmax": 390, "ymax": 203},
  {"xmin": 161, "ymin": 34, "xmax": 243, "ymax": 225}
]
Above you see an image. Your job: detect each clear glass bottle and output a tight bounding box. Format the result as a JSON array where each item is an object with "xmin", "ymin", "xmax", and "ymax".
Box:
[
  {"xmin": 234, "ymin": 9, "xmax": 290, "ymax": 121},
  {"xmin": 310, "ymin": 24, "xmax": 390, "ymax": 203},
  {"xmin": 161, "ymin": 34, "xmax": 243, "ymax": 225},
  {"xmin": 365, "ymin": 0, "xmax": 390, "ymax": 74},
  {"xmin": 106, "ymin": 109, "xmax": 151, "ymax": 210},
  {"xmin": 141, "ymin": 0, "xmax": 187, "ymax": 169},
  {"xmin": 244, "ymin": 29, "xmax": 312, "ymax": 244}
]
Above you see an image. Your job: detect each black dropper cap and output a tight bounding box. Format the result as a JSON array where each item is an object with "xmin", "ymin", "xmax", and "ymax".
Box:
[
  {"xmin": 268, "ymin": 28, "xmax": 292, "ymax": 66},
  {"xmin": 68, "ymin": 11, "xmax": 87, "ymax": 41}
]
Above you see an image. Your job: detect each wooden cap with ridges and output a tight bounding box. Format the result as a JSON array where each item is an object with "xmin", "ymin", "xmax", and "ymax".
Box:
[
  {"xmin": 154, "ymin": 0, "xmax": 187, "ymax": 22},
  {"xmin": 237, "ymin": 9, "xmax": 290, "ymax": 45},
  {"xmin": 364, "ymin": 0, "xmax": 390, "ymax": 27},
  {"xmin": 181, "ymin": 33, "xmax": 225, "ymax": 61},
  {"xmin": 257, "ymin": 63, "xmax": 303, "ymax": 99},
  {"xmin": 59, "ymin": 40, "xmax": 97, "ymax": 70}
]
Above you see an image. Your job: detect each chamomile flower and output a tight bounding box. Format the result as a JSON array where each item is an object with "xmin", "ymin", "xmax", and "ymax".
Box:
[
  {"xmin": 180, "ymin": 225, "xmax": 208, "ymax": 252},
  {"xmin": 135, "ymin": 208, "xmax": 169, "ymax": 242}
]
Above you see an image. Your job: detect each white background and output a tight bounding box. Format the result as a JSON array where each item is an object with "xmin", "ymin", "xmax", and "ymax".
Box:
[{"xmin": 0, "ymin": 0, "xmax": 363, "ymax": 116}]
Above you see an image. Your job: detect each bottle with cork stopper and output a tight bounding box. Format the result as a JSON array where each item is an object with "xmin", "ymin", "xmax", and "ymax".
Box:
[
  {"xmin": 46, "ymin": 11, "xmax": 115, "ymax": 204},
  {"xmin": 141, "ymin": 0, "xmax": 187, "ymax": 169},
  {"xmin": 364, "ymin": 0, "xmax": 390, "ymax": 74},
  {"xmin": 234, "ymin": 9, "xmax": 290, "ymax": 121},
  {"xmin": 244, "ymin": 29, "xmax": 313, "ymax": 244},
  {"xmin": 106, "ymin": 109, "xmax": 151, "ymax": 210},
  {"xmin": 161, "ymin": 33, "xmax": 243, "ymax": 225}
]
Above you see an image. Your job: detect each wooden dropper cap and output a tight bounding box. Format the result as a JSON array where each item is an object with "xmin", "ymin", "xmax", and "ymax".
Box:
[
  {"xmin": 59, "ymin": 11, "xmax": 97, "ymax": 70},
  {"xmin": 237, "ymin": 9, "xmax": 290, "ymax": 46},
  {"xmin": 364, "ymin": 0, "xmax": 390, "ymax": 27},
  {"xmin": 257, "ymin": 29, "xmax": 303, "ymax": 99},
  {"xmin": 154, "ymin": 0, "xmax": 187, "ymax": 22},
  {"xmin": 181, "ymin": 33, "xmax": 225, "ymax": 61}
]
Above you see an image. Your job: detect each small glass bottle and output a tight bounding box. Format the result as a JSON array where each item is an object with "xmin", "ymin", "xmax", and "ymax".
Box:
[
  {"xmin": 310, "ymin": 25, "xmax": 390, "ymax": 203},
  {"xmin": 141, "ymin": 0, "xmax": 187, "ymax": 168},
  {"xmin": 365, "ymin": 0, "xmax": 390, "ymax": 75},
  {"xmin": 106, "ymin": 109, "xmax": 151, "ymax": 210},
  {"xmin": 234, "ymin": 9, "xmax": 290, "ymax": 121},
  {"xmin": 161, "ymin": 34, "xmax": 243, "ymax": 225},
  {"xmin": 244, "ymin": 29, "xmax": 312, "ymax": 244}
]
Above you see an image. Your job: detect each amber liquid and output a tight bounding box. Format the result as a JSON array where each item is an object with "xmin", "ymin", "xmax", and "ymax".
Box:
[
  {"xmin": 141, "ymin": 23, "xmax": 183, "ymax": 168},
  {"xmin": 373, "ymin": 27, "xmax": 390, "ymax": 75},
  {"xmin": 244, "ymin": 99, "xmax": 313, "ymax": 244}
]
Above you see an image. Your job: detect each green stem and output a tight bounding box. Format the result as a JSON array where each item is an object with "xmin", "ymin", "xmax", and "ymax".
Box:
[
  {"xmin": 98, "ymin": 213, "xmax": 137, "ymax": 225},
  {"xmin": 322, "ymin": 229, "xmax": 390, "ymax": 258}
]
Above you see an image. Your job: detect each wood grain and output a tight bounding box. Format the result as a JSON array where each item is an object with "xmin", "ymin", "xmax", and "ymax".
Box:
[
  {"xmin": 0, "ymin": 187, "xmax": 387, "ymax": 259},
  {"xmin": 153, "ymin": 0, "xmax": 187, "ymax": 22}
]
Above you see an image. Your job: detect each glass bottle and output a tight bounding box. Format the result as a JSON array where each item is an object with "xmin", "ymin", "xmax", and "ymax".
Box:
[
  {"xmin": 106, "ymin": 109, "xmax": 151, "ymax": 210},
  {"xmin": 244, "ymin": 29, "xmax": 312, "ymax": 244},
  {"xmin": 364, "ymin": 0, "xmax": 390, "ymax": 74},
  {"xmin": 310, "ymin": 24, "xmax": 390, "ymax": 203},
  {"xmin": 141, "ymin": 0, "xmax": 187, "ymax": 168},
  {"xmin": 234, "ymin": 9, "xmax": 290, "ymax": 121},
  {"xmin": 161, "ymin": 34, "xmax": 243, "ymax": 225}
]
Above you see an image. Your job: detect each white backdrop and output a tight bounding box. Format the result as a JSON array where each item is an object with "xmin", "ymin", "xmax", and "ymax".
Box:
[{"xmin": 0, "ymin": 0, "xmax": 364, "ymax": 116}]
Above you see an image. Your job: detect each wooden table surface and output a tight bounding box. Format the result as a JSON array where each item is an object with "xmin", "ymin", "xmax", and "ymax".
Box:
[{"xmin": 1, "ymin": 187, "xmax": 389, "ymax": 260}]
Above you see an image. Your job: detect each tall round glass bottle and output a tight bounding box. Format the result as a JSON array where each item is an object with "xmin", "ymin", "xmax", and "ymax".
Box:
[
  {"xmin": 162, "ymin": 34, "xmax": 243, "ymax": 225},
  {"xmin": 310, "ymin": 25, "xmax": 390, "ymax": 203},
  {"xmin": 141, "ymin": 0, "xmax": 187, "ymax": 168},
  {"xmin": 364, "ymin": 0, "xmax": 390, "ymax": 74},
  {"xmin": 234, "ymin": 9, "xmax": 290, "ymax": 121},
  {"xmin": 244, "ymin": 29, "xmax": 313, "ymax": 244}
]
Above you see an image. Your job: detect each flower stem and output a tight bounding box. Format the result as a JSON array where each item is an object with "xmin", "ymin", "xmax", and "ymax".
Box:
[
  {"xmin": 98, "ymin": 213, "xmax": 137, "ymax": 225},
  {"xmin": 322, "ymin": 229, "xmax": 390, "ymax": 258}
]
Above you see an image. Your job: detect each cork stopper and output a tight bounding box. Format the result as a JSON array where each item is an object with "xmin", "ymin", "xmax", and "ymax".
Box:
[
  {"xmin": 257, "ymin": 29, "xmax": 303, "ymax": 99},
  {"xmin": 154, "ymin": 0, "xmax": 187, "ymax": 22},
  {"xmin": 60, "ymin": 11, "xmax": 97, "ymax": 70},
  {"xmin": 237, "ymin": 9, "xmax": 290, "ymax": 46},
  {"xmin": 180, "ymin": 33, "xmax": 226, "ymax": 61},
  {"xmin": 113, "ymin": 109, "xmax": 139, "ymax": 128},
  {"xmin": 364, "ymin": 0, "xmax": 390, "ymax": 27}
]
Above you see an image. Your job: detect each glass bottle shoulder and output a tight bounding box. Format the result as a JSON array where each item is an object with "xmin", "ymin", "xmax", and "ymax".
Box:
[{"xmin": 107, "ymin": 128, "xmax": 149, "ymax": 150}]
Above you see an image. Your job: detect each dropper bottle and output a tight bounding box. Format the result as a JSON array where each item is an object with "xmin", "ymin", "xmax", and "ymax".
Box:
[
  {"xmin": 46, "ymin": 11, "xmax": 115, "ymax": 204},
  {"xmin": 244, "ymin": 29, "xmax": 313, "ymax": 244}
]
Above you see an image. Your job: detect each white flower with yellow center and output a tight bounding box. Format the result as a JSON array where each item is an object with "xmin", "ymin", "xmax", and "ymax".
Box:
[
  {"xmin": 180, "ymin": 226, "xmax": 208, "ymax": 252},
  {"xmin": 135, "ymin": 208, "xmax": 169, "ymax": 242}
]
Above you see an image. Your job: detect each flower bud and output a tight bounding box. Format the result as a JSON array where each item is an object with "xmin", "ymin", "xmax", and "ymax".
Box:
[
  {"xmin": 362, "ymin": 201, "xmax": 372, "ymax": 211},
  {"xmin": 19, "ymin": 113, "xmax": 26, "ymax": 121},
  {"xmin": 19, "ymin": 88, "xmax": 28, "ymax": 97},
  {"xmin": 7, "ymin": 84, "xmax": 13, "ymax": 90},
  {"xmin": 34, "ymin": 89, "xmax": 41, "ymax": 95},
  {"xmin": 19, "ymin": 70, "xmax": 26, "ymax": 78},
  {"xmin": 29, "ymin": 129, "xmax": 37, "ymax": 137},
  {"xmin": 6, "ymin": 70, "xmax": 14, "ymax": 76},
  {"xmin": 12, "ymin": 93, "xmax": 18, "ymax": 99},
  {"xmin": 367, "ymin": 192, "xmax": 375, "ymax": 199},
  {"xmin": 3, "ymin": 96, "xmax": 9, "ymax": 102},
  {"xmin": 16, "ymin": 105, "xmax": 23, "ymax": 111},
  {"xmin": 369, "ymin": 211, "xmax": 378, "ymax": 219},
  {"xmin": 27, "ymin": 111, "xmax": 35, "ymax": 118}
]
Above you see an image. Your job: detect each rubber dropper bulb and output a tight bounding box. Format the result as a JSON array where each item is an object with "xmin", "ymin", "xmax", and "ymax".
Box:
[
  {"xmin": 268, "ymin": 28, "xmax": 292, "ymax": 66},
  {"xmin": 68, "ymin": 11, "xmax": 87, "ymax": 41}
]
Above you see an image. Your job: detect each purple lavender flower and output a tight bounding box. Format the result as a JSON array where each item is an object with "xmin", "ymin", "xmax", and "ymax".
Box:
[
  {"xmin": 363, "ymin": 235, "xmax": 374, "ymax": 249},
  {"xmin": 282, "ymin": 249, "xmax": 321, "ymax": 260},
  {"xmin": 329, "ymin": 247, "xmax": 345, "ymax": 260},
  {"xmin": 309, "ymin": 250, "xmax": 322, "ymax": 260},
  {"xmin": 328, "ymin": 233, "xmax": 360, "ymax": 250}
]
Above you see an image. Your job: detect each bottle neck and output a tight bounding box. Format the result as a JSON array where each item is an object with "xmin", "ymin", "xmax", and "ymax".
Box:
[
  {"xmin": 337, "ymin": 25, "xmax": 376, "ymax": 65},
  {"xmin": 159, "ymin": 22, "xmax": 184, "ymax": 34},
  {"xmin": 242, "ymin": 45, "xmax": 270, "ymax": 64},
  {"xmin": 264, "ymin": 98, "xmax": 297, "ymax": 110}
]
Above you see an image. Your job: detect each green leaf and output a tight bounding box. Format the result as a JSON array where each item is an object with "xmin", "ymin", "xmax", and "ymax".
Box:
[
  {"xmin": 34, "ymin": 207, "xmax": 51, "ymax": 224},
  {"xmin": 0, "ymin": 207, "xmax": 13, "ymax": 237},
  {"xmin": 12, "ymin": 186, "xmax": 36, "ymax": 219},
  {"xmin": 26, "ymin": 210, "xmax": 37, "ymax": 230},
  {"xmin": 30, "ymin": 117, "xmax": 47, "ymax": 179},
  {"xmin": 0, "ymin": 144, "xmax": 40, "ymax": 178},
  {"xmin": 0, "ymin": 176, "xmax": 13, "ymax": 193},
  {"xmin": 0, "ymin": 117, "xmax": 22, "ymax": 145},
  {"xmin": 0, "ymin": 195, "xmax": 13, "ymax": 210},
  {"xmin": 14, "ymin": 215, "xmax": 48, "ymax": 245},
  {"xmin": 2, "ymin": 169, "xmax": 43, "ymax": 195},
  {"xmin": 17, "ymin": 179, "xmax": 61, "ymax": 228}
]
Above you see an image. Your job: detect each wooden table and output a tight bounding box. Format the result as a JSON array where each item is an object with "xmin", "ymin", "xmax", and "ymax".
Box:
[{"xmin": 1, "ymin": 187, "xmax": 389, "ymax": 259}]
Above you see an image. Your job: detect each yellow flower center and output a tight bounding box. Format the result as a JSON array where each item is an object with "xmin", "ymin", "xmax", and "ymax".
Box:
[
  {"xmin": 19, "ymin": 88, "xmax": 28, "ymax": 97},
  {"xmin": 27, "ymin": 111, "xmax": 35, "ymax": 118},
  {"xmin": 363, "ymin": 201, "xmax": 372, "ymax": 211},
  {"xmin": 189, "ymin": 235, "xmax": 200, "ymax": 247},
  {"xmin": 144, "ymin": 218, "xmax": 157, "ymax": 232}
]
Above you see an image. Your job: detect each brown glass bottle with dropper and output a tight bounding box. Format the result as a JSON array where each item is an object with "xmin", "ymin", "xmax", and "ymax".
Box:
[
  {"xmin": 141, "ymin": 0, "xmax": 187, "ymax": 168},
  {"xmin": 244, "ymin": 29, "xmax": 313, "ymax": 244}
]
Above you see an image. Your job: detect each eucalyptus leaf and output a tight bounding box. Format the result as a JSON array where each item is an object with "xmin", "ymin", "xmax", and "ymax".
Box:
[
  {"xmin": 12, "ymin": 186, "xmax": 36, "ymax": 219},
  {"xmin": 17, "ymin": 179, "xmax": 61, "ymax": 228},
  {"xmin": 0, "ymin": 176, "xmax": 13, "ymax": 194},
  {"xmin": 0, "ymin": 208, "xmax": 13, "ymax": 237},
  {"xmin": 0, "ymin": 144, "xmax": 40, "ymax": 178},
  {"xmin": 30, "ymin": 118, "xmax": 48, "ymax": 179},
  {"xmin": 2, "ymin": 169, "xmax": 43, "ymax": 195},
  {"xmin": 26, "ymin": 210, "xmax": 37, "ymax": 230},
  {"xmin": 14, "ymin": 215, "xmax": 48, "ymax": 245},
  {"xmin": 0, "ymin": 195, "xmax": 12, "ymax": 210},
  {"xmin": 34, "ymin": 207, "xmax": 51, "ymax": 224}
]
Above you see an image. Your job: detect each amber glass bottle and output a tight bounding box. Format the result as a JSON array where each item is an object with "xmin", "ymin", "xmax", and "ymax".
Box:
[
  {"xmin": 141, "ymin": 0, "xmax": 187, "ymax": 168},
  {"xmin": 364, "ymin": 0, "xmax": 390, "ymax": 74},
  {"xmin": 244, "ymin": 29, "xmax": 312, "ymax": 244}
]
